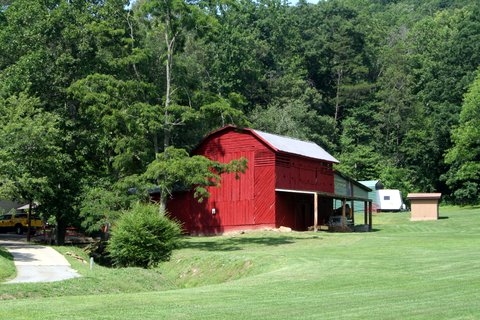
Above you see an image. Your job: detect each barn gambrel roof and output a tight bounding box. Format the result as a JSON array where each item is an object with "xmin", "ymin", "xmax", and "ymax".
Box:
[
  {"xmin": 251, "ymin": 129, "xmax": 339, "ymax": 163},
  {"xmin": 197, "ymin": 126, "xmax": 339, "ymax": 163}
]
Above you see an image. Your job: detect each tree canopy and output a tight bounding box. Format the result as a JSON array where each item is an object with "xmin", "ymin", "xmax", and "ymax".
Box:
[{"xmin": 1, "ymin": 0, "xmax": 480, "ymax": 242}]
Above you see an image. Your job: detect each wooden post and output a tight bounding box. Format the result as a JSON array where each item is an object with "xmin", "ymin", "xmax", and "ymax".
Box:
[
  {"xmin": 350, "ymin": 200, "xmax": 354, "ymax": 225},
  {"xmin": 314, "ymin": 193, "xmax": 318, "ymax": 232},
  {"xmin": 364, "ymin": 201, "xmax": 368, "ymax": 225},
  {"xmin": 368, "ymin": 201, "xmax": 373, "ymax": 231},
  {"xmin": 341, "ymin": 198, "xmax": 346, "ymax": 227}
]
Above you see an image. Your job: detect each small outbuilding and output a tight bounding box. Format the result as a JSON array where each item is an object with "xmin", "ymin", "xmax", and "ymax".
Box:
[
  {"xmin": 358, "ymin": 180, "xmax": 384, "ymax": 211},
  {"xmin": 407, "ymin": 193, "xmax": 442, "ymax": 221},
  {"xmin": 167, "ymin": 126, "xmax": 373, "ymax": 235}
]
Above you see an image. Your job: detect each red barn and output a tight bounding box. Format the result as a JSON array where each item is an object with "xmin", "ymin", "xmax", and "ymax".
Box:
[{"xmin": 167, "ymin": 126, "xmax": 370, "ymax": 235}]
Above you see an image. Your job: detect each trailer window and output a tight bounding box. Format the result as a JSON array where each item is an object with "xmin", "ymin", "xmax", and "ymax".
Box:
[{"xmin": 384, "ymin": 196, "xmax": 390, "ymax": 200}]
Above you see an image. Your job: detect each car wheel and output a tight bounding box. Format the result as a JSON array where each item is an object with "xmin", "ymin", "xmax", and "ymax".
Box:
[{"xmin": 15, "ymin": 224, "xmax": 23, "ymax": 235}]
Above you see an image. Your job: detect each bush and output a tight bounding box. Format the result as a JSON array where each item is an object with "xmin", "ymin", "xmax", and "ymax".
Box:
[{"xmin": 107, "ymin": 203, "xmax": 183, "ymax": 268}]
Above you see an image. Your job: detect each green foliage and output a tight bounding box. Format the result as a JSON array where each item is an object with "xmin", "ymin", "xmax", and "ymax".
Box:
[
  {"xmin": 0, "ymin": 93, "xmax": 63, "ymax": 203},
  {"xmin": 199, "ymin": 95, "xmax": 250, "ymax": 130},
  {"xmin": 444, "ymin": 71, "xmax": 480, "ymax": 204},
  {"xmin": 68, "ymin": 73, "xmax": 157, "ymax": 176},
  {"xmin": 1, "ymin": 0, "xmax": 480, "ymax": 225},
  {"xmin": 107, "ymin": 203, "xmax": 183, "ymax": 268},
  {"xmin": 336, "ymin": 108, "xmax": 383, "ymax": 179},
  {"xmin": 0, "ymin": 0, "xmax": 135, "ymax": 244},
  {"xmin": 0, "ymin": 246, "xmax": 15, "ymax": 281},
  {"xmin": 79, "ymin": 183, "xmax": 135, "ymax": 234},
  {"xmin": 378, "ymin": 164, "xmax": 415, "ymax": 200},
  {"xmin": 250, "ymin": 100, "xmax": 336, "ymax": 152},
  {"xmin": 144, "ymin": 147, "xmax": 247, "ymax": 205}
]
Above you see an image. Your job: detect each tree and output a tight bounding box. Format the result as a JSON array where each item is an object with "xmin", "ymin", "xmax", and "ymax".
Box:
[
  {"xmin": 68, "ymin": 74, "xmax": 158, "ymax": 177},
  {"xmin": 444, "ymin": 71, "xmax": 480, "ymax": 204},
  {"xmin": 79, "ymin": 181, "xmax": 139, "ymax": 235},
  {"xmin": 0, "ymin": 93, "xmax": 65, "ymax": 241},
  {"xmin": 297, "ymin": 2, "xmax": 373, "ymax": 128},
  {"xmin": 0, "ymin": 0, "xmax": 144, "ymax": 244},
  {"xmin": 336, "ymin": 111, "xmax": 384, "ymax": 180},
  {"xmin": 143, "ymin": 146, "xmax": 247, "ymax": 211},
  {"xmin": 134, "ymin": 0, "xmax": 217, "ymax": 150},
  {"xmin": 203, "ymin": 0, "xmax": 269, "ymax": 110},
  {"xmin": 407, "ymin": 6, "xmax": 480, "ymax": 193},
  {"xmin": 250, "ymin": 99, "xmax": 336, "ymax": 152}
]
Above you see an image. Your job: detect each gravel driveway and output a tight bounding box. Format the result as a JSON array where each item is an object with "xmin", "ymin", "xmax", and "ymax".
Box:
[{"xmin": 0, "ymin": 234, "xmax": 81, "ymax": 283}]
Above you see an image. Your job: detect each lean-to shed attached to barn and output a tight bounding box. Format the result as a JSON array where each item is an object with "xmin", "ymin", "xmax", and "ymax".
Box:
[
  {"xmin": 358, "ymin": 180, "xmax": 383, "ymax": 211},
  {"xmin": 334, "ymin": 171, "xmax": 372, "ymax": 223},
  {"xmin": 167, "ymin": 126, "xmax": 372, "ymax": 235}
]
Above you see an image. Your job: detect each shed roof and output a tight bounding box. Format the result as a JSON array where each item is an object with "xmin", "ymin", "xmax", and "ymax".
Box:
[
  {"xmin": 406, "ymin": 193, "xmax": 442, "ymax": 200},
  {"xmin": 251, "ymin": 129, "xmax": 339, "ymax": 163},
  {"xmin": 335, "ymin": 171, "xmax": 372, "ymax": 191},
  {"xmin": 359, "ymin": 180, "xmax": 384, "ymax": 190}
]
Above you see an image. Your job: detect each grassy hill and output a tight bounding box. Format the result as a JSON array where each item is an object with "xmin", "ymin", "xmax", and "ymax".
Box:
[{"xmin": 0, "ymin": 206, "xmax": 479, "ymax": 319}]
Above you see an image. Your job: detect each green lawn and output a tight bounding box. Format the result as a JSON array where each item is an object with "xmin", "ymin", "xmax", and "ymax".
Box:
[{"xmin": 0, "ymin": 206, "xmax": 479, "ymax": 319}]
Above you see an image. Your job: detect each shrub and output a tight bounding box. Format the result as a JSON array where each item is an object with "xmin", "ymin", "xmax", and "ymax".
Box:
[{"xmin": 107, "ymin": 203, "xmax": 183, "ymax": 268}]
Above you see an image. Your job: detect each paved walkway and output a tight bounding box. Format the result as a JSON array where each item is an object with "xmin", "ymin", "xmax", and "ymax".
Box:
[{"xmin": 0, "ymin": 237, "xmax": 81, "ymax": 283}]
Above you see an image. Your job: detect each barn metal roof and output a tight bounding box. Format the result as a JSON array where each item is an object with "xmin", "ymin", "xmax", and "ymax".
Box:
[{"xmin": 252, "ymin": 129, "xmax": 339, "ymax": 163}]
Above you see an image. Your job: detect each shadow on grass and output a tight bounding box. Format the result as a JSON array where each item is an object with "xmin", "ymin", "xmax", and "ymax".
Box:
[
  {"xmin": 455, "ymin": 205, "xmax": 480, "ymax": 210},
  {"xmin": 0, "ymin": 248, "xmax": 13, "ymax": 261},
  {"xmin": 182, "ymin": 228, "xmax": 381, "ymax": 251},
  {"xmin": 182, "ymin": 235, "xmax": 302, "ymax": 251}
]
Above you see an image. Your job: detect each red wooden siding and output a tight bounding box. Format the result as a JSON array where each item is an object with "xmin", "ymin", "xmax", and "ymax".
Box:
[
  {"xmin": 198, "ymin": 131, "xmax": 261, "ymax": 230},
  {"xmin": 167, "ymin": 126, "xmax": 337, "ymax": 234},
  {"xmin": 167, "ymin": 192, "xmax": 212, "ymax": 234},
  {"xmin": 275, "ymin": 154, "xmax": 334, "ymax": 193},
  {"xmin": 174, "ymin": 128, "xmax": 276, "ymax": 233},
  {"xmin": 254, "ymin": 150, "xmax": 276, "ymax": 225}
]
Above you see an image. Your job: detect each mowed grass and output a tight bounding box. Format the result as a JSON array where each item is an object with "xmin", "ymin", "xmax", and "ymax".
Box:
[{"xmin": 0, "ymin": 206, "xmax": 479, "ymax": 319}]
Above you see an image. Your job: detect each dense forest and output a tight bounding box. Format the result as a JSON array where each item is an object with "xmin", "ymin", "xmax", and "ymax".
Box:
[{"xmin": 1, "ymin": 0, "xmax": 479, "ymax": 242}]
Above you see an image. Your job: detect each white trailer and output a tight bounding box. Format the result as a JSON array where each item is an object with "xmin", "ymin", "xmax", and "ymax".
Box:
[{"xmin": 376, "ymin": 189, "xmax": 404, "ymax": 211}]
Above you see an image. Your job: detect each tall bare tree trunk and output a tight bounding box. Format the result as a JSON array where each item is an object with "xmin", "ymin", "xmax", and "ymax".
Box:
[
  {"xmin": 164, "ymin": 14, "xmax": 175, "ymax": 150},
  {"xmin": 334, "ymin": 68, "xmax": 343, "ymax": 125},
  {"xmin": 159, "ymin": 16, "xmax": 176, "ymax": 213}
]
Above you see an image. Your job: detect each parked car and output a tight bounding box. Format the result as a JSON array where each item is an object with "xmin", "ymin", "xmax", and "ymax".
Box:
[{"xmin": 0, "ymin": 212, "xmax": 43, "ymax": 235}]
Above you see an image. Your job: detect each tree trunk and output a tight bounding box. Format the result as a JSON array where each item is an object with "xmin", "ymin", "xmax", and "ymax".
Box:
[
  {"xmin": 26, "ymin": 200, "xmax": 33, "ymax": 242},
  {"xmin": 55, "ymin": 219, "xmax": 67, "ymax": 245},
  {"xmin": 157, "ymin": 19, "xmax": 176, "ymax": 213},
  {"xmin": 334, "ymin": 68, "xmax": 343, "ymax": 124},
  {"xmin": 159, "ymin": 191, "xmax": 167, "ymax": 214},
  {"xmin": 164, "ymin": 28, "xmax": 175, "ymax": 150}
]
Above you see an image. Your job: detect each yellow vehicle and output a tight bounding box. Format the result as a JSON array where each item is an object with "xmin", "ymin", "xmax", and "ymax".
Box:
[{"xmin": 0, "ymin": 212, "xmax": 43, "ymax": 235}]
